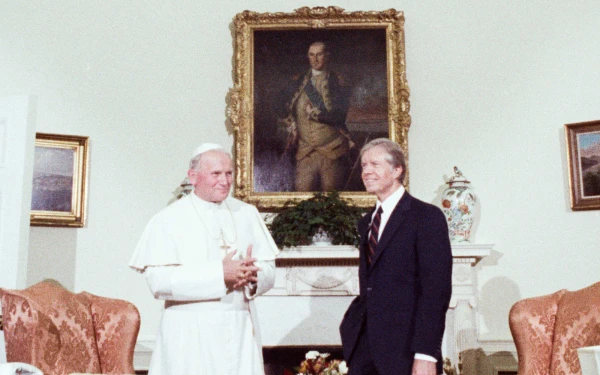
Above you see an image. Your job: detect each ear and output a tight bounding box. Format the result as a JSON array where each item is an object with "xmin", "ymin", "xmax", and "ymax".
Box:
[
  {"xmin": 393, "ymin": 166, "xmax": 403, "ymax": 180},
  {"xmin": 187, "ymin": 169, "xmax": 197, "ymax": 184}
]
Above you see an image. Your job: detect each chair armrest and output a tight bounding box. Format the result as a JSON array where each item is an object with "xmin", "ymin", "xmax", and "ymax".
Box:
[
  {"xmin": 0, "ymin": 292, "xmax": 36, "ymax": 365},
  {"xmin": 83, "ymin": 293, "xmax": 140, "ymax": 375},
  {"xmin": 509, "ymin": 289, "xmax": 566, "ymax": 375}
]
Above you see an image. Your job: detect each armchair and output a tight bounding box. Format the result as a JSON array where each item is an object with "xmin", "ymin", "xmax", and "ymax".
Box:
[
  {"xmin": 509, "ymin": 281, "xmax": 600, "ymax": 375},
  {"xmin": 0, "ymin": 281, "xmax": 140, "ymax": 375}
]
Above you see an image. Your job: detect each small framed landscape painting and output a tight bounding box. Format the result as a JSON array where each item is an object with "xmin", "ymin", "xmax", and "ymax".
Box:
[
  {"xmin": 565, "ymin": 120, "xmax": 600, "ymax": 210},
  {"xmin": 30, "ymin": 133, "xmax": 89, "ymax": 227}
]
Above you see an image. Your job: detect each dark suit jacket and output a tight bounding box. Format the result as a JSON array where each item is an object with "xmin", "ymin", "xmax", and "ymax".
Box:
[{"xmin": 340, "ymin": 192, "xmax": 453, "ymax": 374}]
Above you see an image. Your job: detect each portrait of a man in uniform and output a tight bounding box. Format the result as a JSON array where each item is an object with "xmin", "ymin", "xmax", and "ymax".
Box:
[
  {"xmin": 252, "ymin": 29, "xmax": 389, "ymax": 193},
  {"xmin": 275, "ymin": 41, "xmax": 354, "ymax": 192}
]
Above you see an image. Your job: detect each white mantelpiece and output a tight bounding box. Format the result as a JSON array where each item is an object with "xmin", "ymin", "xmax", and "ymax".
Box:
[
  {"xmin": 256, "ymin": 243, "xmax": 492, "ymax": 373},
  {"xmin": 266, "ymin": 243, "xmax": 490, "ymax": 298}
]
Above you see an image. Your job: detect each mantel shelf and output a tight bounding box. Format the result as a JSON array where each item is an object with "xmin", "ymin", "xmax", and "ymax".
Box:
[
  {"xmin": 450, "ymin": 243, "xmax": 493, "ymax": 265},
  {"xmin": 278, "ymin": 243, "xmax": 493, "ymax": 263},
  {"xmin": 278, "ymin": 245, "xmax": 358, "ymax": 259}
]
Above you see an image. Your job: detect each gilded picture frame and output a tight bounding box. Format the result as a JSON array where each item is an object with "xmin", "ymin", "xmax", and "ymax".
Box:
[
  {"xmin": 30, "ymin": 133, "xmax": 89, "ymax": 227},
  {"xmin": 228, "ymin": 7, "xmax": 411, "ymax": 210},
  {"xmin": 565, "ymin": 120, "xmax": 600, "ymax": 210}
]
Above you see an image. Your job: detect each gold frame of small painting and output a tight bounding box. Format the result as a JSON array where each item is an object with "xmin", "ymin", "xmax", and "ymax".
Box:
[{"xmin": 30, "ymin": 132, "xmax": 89, "ymax": 227}]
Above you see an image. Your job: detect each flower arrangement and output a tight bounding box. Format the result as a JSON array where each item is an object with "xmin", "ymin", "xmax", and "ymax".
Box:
[{"xmin": 296, "ymin": 351, "xmax": 348, "ymax": 375}]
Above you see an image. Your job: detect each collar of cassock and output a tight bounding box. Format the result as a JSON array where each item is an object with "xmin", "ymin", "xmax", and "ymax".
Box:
[{"xmin": 190, "ymin": 190, "xmax": 227, "ymax": 212}]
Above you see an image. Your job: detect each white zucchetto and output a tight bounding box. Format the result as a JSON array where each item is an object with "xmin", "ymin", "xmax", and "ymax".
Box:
[{"xmin": 192, "ymin": 143, "xmax": 224, "ymax": 158}]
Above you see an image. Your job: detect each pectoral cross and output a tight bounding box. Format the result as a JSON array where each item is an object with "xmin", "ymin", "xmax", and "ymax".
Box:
[
  {"xmin": 219, "ymin": 229, "xmax": 231, "ymax": 258},
  {"xmin": 219, "ymin": 230, "xmax": 231, "ymax": 253},
  {"xmin": 219, "ymin": 230, "xmax": 239, "ymax": 260}
]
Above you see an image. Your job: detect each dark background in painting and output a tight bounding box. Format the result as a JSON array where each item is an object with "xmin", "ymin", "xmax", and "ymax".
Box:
[{"xmin": 253, "ymin": 28, "xmax": 389, "ymax": 192}]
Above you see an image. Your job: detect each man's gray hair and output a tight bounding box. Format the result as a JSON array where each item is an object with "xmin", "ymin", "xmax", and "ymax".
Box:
[
  {"xmin": 189, "ymin": 149, "xmax": 230, "ymax": 170},
  {"xmin": 360, "ymin": 138, "xmax": 407, "ymax": 183}
]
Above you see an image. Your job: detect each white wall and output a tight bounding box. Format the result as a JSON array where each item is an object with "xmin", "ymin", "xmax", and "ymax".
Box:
[{"xmin": 1, "ymin": 0, "xmax": 599, "ymax": 346}]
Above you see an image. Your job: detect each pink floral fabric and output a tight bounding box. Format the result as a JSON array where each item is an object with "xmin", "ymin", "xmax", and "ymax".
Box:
[
  {"xmin": 1, "ymin": 293, "xmax": 36, "ymax": 365},
  {"xmin": 509, "ymin": 281, "xmax": 600, "ymax": 375},
  {"xmin": 0, "ymin": 281, "xmax": 139, "ymax": 375},
  {"xmin": 509, "ymin": 289, "xmax": 566, "ymax": 375},
  {"xmin": 549, "ymin": 282, "xmax": 600, "ymax": 375},
  {"xmin": 82, "ymin": 292, "xmax": 140, "ymax": 374}
]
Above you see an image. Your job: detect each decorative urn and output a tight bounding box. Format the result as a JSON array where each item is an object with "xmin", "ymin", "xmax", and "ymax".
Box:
[{"xmin": 441, "ymin": 167, "xmax": 476, "ymax": 242}]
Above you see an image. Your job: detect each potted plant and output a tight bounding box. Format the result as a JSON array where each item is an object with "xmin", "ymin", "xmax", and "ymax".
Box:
[{"xmin": 267, "ymin": 191, "xmax": 365, "ymax": 249}]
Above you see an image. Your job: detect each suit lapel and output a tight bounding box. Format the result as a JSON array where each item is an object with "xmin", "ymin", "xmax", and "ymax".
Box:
[
  {"xmin": 369, "ymin": 192, "xmax": 413, "ymax": 269},
  {"xmin": 358, "ymin": 207, "xmax": 374, "ymax": 238}
]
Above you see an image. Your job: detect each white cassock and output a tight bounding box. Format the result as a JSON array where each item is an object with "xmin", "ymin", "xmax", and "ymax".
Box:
[{"xmin": 129, "ymin": 193, "xmax": 279, "ymax": 375}]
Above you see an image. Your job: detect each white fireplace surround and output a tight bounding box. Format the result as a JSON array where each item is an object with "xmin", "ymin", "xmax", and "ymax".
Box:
[{"xmin": 134, "ymin": 243, "xmax": 516, "ymax": 373}]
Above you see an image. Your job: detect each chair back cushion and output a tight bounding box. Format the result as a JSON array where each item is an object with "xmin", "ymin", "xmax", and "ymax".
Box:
[
  {"xmin": 550, "ymin": 282, "xmax": 600, "ymax": 375},
  {"xmin": 1, "ymin": 282, "xmax": 102, "ymax": 375}
]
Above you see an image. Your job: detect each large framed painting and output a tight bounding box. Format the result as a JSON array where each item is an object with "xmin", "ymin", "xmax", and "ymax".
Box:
[
  {"xmin": 229, "ymin": 7, "xmax": 411, "ymax": 210},
  {"xmin": 30, "ymin": 133, "xmax": 89, "ymax": 227},
  {"xmin": 565, "ymin": 120, "xmax": 600, "ymax": 210}
]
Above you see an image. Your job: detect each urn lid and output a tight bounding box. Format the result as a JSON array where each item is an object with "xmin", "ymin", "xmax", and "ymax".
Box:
[{"xmin": 448, "ymin": 166, "xmax": 470, "ymax": 185}]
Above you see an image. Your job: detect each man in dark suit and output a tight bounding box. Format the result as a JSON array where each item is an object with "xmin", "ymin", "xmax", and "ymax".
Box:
[{"xmin": 340, "ymin": 138, "xmax": 453, "ymax": 375}]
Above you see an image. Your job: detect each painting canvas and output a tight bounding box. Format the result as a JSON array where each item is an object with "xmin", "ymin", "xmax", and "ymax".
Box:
[
  {"xmin": 253, "ymin": 29, "xmax": 388, "ymax": 193},
  {"xmin": 577, "ymin": 132, "xmax": 600, "ymax": 197},
  {"xmin": 565, "ymin": 120, "xmax": 600, "ymax": 210},
  {"xmin": 31, "ymin": 146, "xmax": 75, "ymax": 212}
]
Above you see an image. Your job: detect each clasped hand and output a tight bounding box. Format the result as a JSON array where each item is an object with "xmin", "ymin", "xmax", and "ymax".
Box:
[{"xmin": 223, "ymin": 244, "xmax": 259, "ymax": 289}]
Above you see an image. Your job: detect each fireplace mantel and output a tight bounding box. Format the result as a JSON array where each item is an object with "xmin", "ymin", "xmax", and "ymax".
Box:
[
  {"xmin": 256, "ymin": 243, "xmax": 492, "ymax": 373},
  {"xmin": 265, "ymin": 243, "xmax": 491, "ymax": 298}
]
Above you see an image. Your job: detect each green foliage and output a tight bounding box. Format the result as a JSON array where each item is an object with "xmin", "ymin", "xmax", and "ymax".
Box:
[{"xmin": 268, "ymin": 191, "xmax": 366, "ymax": 249}]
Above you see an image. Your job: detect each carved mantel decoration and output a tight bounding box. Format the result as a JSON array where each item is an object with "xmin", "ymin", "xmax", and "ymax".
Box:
[
  {"xmin": 228, "ymin": 7, "xmax": 411, "ymax": 209},
  {"xmin": 270, "ymin": 246, "xmax": 359, "ymax": 296}
]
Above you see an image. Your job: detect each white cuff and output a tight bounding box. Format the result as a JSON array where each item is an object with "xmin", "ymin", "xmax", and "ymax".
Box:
[{"xmin": 414, "ymin": 353, "xmax": 437, "ymax": 362}]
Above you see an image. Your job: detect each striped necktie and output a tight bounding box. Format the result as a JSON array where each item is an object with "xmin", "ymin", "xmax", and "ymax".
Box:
[{"xmin": 367, "ymin": 206, "xmax": 383, "ymax": 265}]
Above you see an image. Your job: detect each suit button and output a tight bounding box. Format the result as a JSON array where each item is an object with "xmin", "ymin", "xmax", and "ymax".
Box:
[{"xmin": 366, "ymin": 287, "xmax": 372, "ymax": 292}]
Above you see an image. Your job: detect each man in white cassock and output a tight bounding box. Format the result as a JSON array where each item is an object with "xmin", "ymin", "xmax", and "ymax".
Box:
[{"xmin": 129, "ymin": 143, "xmax": 279, "ymax": 375}]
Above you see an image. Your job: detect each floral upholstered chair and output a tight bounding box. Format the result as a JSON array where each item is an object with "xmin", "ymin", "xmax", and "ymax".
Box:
[
  {"xmin": 0, "ymin": 281, "xmax": 140, "ymax": 375},
  {"xmin": 509, "ymin": 281, "xmax": 600, "ymax": 375}
]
